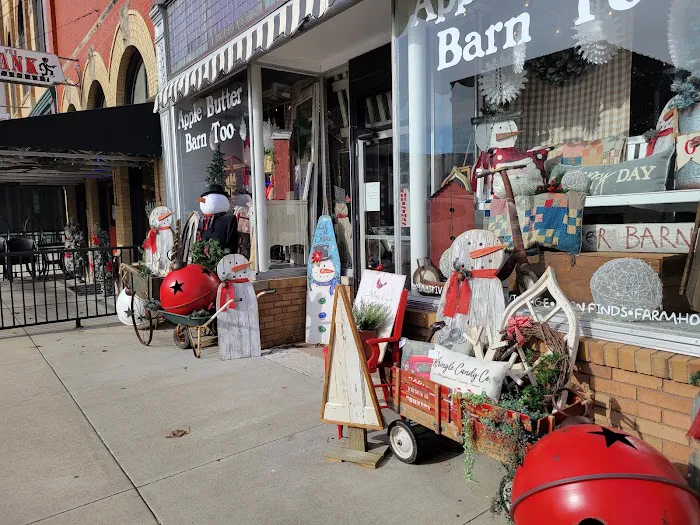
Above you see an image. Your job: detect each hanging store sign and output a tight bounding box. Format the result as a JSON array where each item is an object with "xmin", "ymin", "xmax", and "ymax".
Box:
[{"xmin": 0, "ymin": 46, "xmax": 66, "ymax": 87}]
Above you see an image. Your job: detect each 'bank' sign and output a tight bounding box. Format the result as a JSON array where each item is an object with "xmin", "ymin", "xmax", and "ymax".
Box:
[
  {"xmin": 0, "ymin": 46, "xmax": 66, "ymax": 87},
  {"xmin": 411, "ymin": 0, "xmax": 641, "ymax": 72}
]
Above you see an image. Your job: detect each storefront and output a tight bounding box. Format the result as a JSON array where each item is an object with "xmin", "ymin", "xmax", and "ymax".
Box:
[
  {"xmin": 151, "ymin": 0, "xmax": 700, "ymax": 475},
  {"xmin": 153, "ymin": 0, "xmax": 700, "ymax": 353}
]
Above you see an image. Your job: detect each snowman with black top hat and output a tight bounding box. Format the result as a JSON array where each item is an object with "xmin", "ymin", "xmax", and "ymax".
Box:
[{"xmin": 196, "ymin": 147, "xmax": 239, "ymax": 254}]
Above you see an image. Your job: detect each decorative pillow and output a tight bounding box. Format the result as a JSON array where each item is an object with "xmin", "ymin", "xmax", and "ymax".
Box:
[
  {"xmin": 429, "ymin": 345, "xmax": 509, "ymax": 400},
  {"xmin": 551, "ymin": 147, "xmax": 675, "ymax": 196},
  {"xmin": 562, "ymin": 139, "xmax": 604, "ymax": 166}
]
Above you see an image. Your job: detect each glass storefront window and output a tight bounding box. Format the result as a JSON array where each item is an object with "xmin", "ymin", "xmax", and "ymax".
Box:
[
  {"xmin": 394, "ymin": 0, "xmax": 700, "ymax": 344},
  {"xmin": 260, "ymin": 68, "xmax": 320, "ymax": 269},
  {"xmin": 174, "ymin": 71, "xmax": 253, "ymax": 258}
]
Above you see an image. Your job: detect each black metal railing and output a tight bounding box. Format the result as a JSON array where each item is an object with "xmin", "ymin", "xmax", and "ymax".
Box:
[{"xmin": 0, "ymin": 245, "xmax": 139, "ymax": 330}]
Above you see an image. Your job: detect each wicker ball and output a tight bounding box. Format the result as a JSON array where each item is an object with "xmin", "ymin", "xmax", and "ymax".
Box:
[
  {"xmin": 560, "ymin": 169, "xmax": 590, "ymax": 193},
  {"xmin": 590, "ymin": 259, "xmax": 663, "ymax": 322}
]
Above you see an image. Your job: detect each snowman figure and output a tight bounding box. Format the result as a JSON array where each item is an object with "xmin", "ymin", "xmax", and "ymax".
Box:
[
  {"xmin": 435, "ymin": 230, "xmax": 507, "ymax": 353},
  {"xmin": 216, "ymin": 253, "xmax": 260, "ymax": 360},
  {"xmin": 196, "ymin": 184, "xmax": 238, "ymax": 254},
  {"xmin": 473, "ymin": 119, "xmax": 547, "ymax": 199},
  {"xmin": 142, "ymin": 206, "xmax": 174, "ymax": 276},
  {"xmin": 306, "ymin": 243, "xmax": 340, "ymax": 344},
  {"xmin": 647, "ymin": 100, "xmax": 677, "ymax": 157}
]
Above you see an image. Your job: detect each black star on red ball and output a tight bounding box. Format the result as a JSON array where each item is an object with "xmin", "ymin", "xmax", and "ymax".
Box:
[
  {"xmin": 201, "ymin": 267, "xmax": 212, "ymax": 276},
  {"xmin": 588, "ymin": 426, "xmax": 636, "ymax": 449},
  {"xmin": 170, "ymin": 280, "xmax": 184, "ymax": 295}
]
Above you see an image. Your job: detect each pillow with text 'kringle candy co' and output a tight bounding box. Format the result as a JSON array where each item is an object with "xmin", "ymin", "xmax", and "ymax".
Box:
[
  {"xmin": 551, "ymin": 147, "xmax": 675, "ymax": 196},
  {"xmin": 429, "ymin": 345, "xmax": 509, "ymax": 400}
]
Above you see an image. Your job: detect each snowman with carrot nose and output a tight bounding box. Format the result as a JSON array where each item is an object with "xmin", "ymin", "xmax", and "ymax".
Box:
[
  {"xmin": 435, "ymin": 230, "xmax": 508, "ymax": 354},
  {"xmin": 216, "ymin": 253, "xmax": 260, "ymax": 360}
]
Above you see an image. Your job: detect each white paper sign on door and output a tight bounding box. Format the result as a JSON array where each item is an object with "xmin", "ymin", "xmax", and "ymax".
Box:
[{"xmin": 365, "ymin": 182, "xmax": 381, "ymax": 212}]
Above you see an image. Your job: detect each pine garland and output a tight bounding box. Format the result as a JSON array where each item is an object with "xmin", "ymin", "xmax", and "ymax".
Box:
[
  {"xmin": 90, "ymin": 224, "xmax": 112, "ymax": 283},
  {"xmin": 63, "ymin": 221, "xmax": 86, "ymax": 277},
  {"xmin": 669, "ymin": 71, "xmax": 700, "ymax": 110}
]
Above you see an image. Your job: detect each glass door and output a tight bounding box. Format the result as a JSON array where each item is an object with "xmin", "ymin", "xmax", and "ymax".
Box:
[{"xmin": 358, "ymin": 132, "xmax": 395, "ymax": 272}]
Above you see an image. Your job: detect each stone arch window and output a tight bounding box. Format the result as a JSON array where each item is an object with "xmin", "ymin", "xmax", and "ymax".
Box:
[
  {"xmin": 124, "ymin": 49, "xmax": 148, "ymax": 105},
  {"xmin": 87, "ymin": 81, "xmax": 106, "ymax": 109}
]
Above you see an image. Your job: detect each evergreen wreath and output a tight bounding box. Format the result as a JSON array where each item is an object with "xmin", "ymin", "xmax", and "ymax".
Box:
[{"xmin": 525, "ymin": 49, "xmax": 593, "ymax": 86}]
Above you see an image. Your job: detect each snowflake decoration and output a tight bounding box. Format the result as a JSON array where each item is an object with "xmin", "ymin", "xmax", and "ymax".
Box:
[
  {"xmin": 512, "ymin": 42, "xmax": 527, "ymax": 74},
  {"xmin": 573, "ymin": 1, "xmax": 621, "ymax": 65},
  {"xmin": 239, "ymin": 117, "xmax": 248, "ymax": 142},
  {"xmin": 262, "ymin": 119, "xmax": 279, "ymax": 152},
  {"xmin": 478, "ymin": 57, "xmax": 527, "ymax": 107}
]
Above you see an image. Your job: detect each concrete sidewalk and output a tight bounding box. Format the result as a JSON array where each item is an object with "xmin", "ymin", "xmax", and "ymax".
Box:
[{"xmin": 0, "ymin": 320, "xmax": 507, "ymax": 525}]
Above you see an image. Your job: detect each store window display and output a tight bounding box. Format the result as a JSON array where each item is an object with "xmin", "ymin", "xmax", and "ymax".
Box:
[
  {"xmin": 174, "ymin": 72, "xmax": 252, "ymax": 258},
  {"xmin": 394, "ymin": 0, "xmax": 700, "ymax": 348}
]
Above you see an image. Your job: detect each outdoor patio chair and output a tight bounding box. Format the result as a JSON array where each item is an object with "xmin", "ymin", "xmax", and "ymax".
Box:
[{"xmin": 5, "ymin": 237, "xmax": 38, "ymax": 282}]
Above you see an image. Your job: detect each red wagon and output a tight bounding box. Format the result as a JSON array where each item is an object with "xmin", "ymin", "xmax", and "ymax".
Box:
[{"xmin": 384, "ymin": 366, "xmax": 588, "ymax": 464}]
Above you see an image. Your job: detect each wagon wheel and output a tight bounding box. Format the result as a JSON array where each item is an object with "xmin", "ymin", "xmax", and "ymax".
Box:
[
  {"xmin": 388, "ymin": 420, "xmax": 419, "ymax": 464},
  {"xmin": 132, "ymin": 292, "xmax": 154, "ymax": 346},
  {"xmin": 173, "ymin": 324, "xmax": 192, "ymax": 349},
  {"xmin": 499, "ymin": 475, "xmax": 513, "ymax": 513}
]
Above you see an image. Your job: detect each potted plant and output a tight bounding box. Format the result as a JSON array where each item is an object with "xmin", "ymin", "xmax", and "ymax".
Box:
[{"xmin": 352, "ymin": 300, "xmax": 390, "ymax": 360}]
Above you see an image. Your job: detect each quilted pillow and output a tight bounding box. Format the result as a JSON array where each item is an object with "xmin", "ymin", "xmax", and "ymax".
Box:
[{"xmin": 550, "ymin": 147, "xmax": 674, "ymax": 196}]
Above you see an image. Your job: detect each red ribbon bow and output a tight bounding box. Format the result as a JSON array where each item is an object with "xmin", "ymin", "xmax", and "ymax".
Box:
[
  {"xmin": 142, "ymin": 226, "xmax": 171, "ymax": 254},
  {"xmin": 443, "ymin": 269, "xmax": 500, "ymax": 318},
  {"xmin": 646, "ymin": 127, "xmax": 674, "ymax": 157},
  {"xmin": 219, "ymin": 278, "xmax": 249, "ymax": 310},
  {"xmin": 507, "ymin": 315, "xmax": 532, "ymax": 347}
]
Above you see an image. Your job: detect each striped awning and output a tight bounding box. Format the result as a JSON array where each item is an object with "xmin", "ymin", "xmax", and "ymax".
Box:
[{"xmin": 154, "ymin": 0, "xmax": 336, "ymax": 111}]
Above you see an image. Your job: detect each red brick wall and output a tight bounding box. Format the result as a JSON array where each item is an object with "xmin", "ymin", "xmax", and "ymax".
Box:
[
  {"xmin": 254, "ymin": 276, "xmax": 307, "ymax": 349},
  {"xmin": 53, "ymin": 0, "xmax": 154, "ymax": 110},
  {"xmin": 574, "ymin": 339, "xmax": 700, "ymax": 479}
]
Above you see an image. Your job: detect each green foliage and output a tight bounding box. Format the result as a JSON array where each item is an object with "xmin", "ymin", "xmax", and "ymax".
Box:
[
  {"xmin": 670, "ymin": 71, "xmax": 700, "ymax": 110},
  {"xmin": 690, "ymin": 371, "xmax": 700, "ymax": 387},
  {"xmin": 206, "ymin": 146, "xmax": 228, "ymax": 187},
  {"xmin": 352, "ymin": 301, "xmax": 390, "ymax": 332},
  {"xmin": 191, "ymin": 238, "xmax": 229, "ymax": 273},
  {"xmin": 462, "ymin": 411, "xmax": 476, "ymax": 483}
]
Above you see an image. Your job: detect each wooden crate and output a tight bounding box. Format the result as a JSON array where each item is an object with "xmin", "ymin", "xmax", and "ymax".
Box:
[
  {"xmin": 532, "ymin": 251, "xmax": 691, "ymax": 313},
  {"xmin": 130, "ymin": 265, "xmax": 164, "ymax": 301}
]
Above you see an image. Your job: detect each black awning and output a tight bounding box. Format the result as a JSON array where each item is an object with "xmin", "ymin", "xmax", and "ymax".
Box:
[{"xmin": 0, "ymin": 103, "xmax": 161, "ymax": 156}]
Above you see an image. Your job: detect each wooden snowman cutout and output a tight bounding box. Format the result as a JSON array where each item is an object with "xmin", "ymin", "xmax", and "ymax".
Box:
[
  {"xmin": 143, "ymin": 206, "xmax": 174, "ymax": 276},
  {"xmin": 435, "ymin": 230, "xmax": 507, "ymax": 354},
  {"xmin": 216, "ymin": 254, "xmax": 260, "ymax": 360}
]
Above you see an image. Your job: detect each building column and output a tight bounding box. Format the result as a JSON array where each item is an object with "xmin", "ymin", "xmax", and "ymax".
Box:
[
  {"xmin": 408, "ymin": 23, "xmax": 429, "ymax": 280},
  {"xmin": 113, "ymin": 167, "xmax": 133, "ymax": 246},
  {"xmin": 85, "ymin": 178, "xmax": 100, "ymax": 235},
  {"xmin": 250, "ymin": 64, "xmax": 269, "ymax": 273},
  {"xmin": 64, "ymin": 185, "xmax": 78, "ymax": 223}
]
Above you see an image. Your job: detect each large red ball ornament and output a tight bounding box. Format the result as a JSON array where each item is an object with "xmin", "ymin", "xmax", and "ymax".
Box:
[
  {"xmin": 511, "ymin": 424, "xmax": 700, "ymax": 525},
  {"xmin": 160, "ymin": 264, "xmax": 220, "ymax": 316}
]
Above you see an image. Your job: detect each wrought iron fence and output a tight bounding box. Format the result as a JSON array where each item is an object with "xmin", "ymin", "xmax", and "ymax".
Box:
[{"xmin": 0, "ymin": 245, "xmax": 139, "ymax": 330}]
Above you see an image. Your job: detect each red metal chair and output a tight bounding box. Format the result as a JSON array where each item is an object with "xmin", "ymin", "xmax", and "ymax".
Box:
[
  {"xmin": 366, "ymin": 289, "xmax": 409, "ymax": 407},
  {"xmin": 322, "ymin": 288, "xmax": 409, "ymax": 440}
]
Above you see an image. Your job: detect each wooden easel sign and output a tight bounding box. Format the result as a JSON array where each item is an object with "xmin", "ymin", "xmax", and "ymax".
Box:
[{"xmin": 321, "ymin": 286, "xmax": 387, "ymax": 468}]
